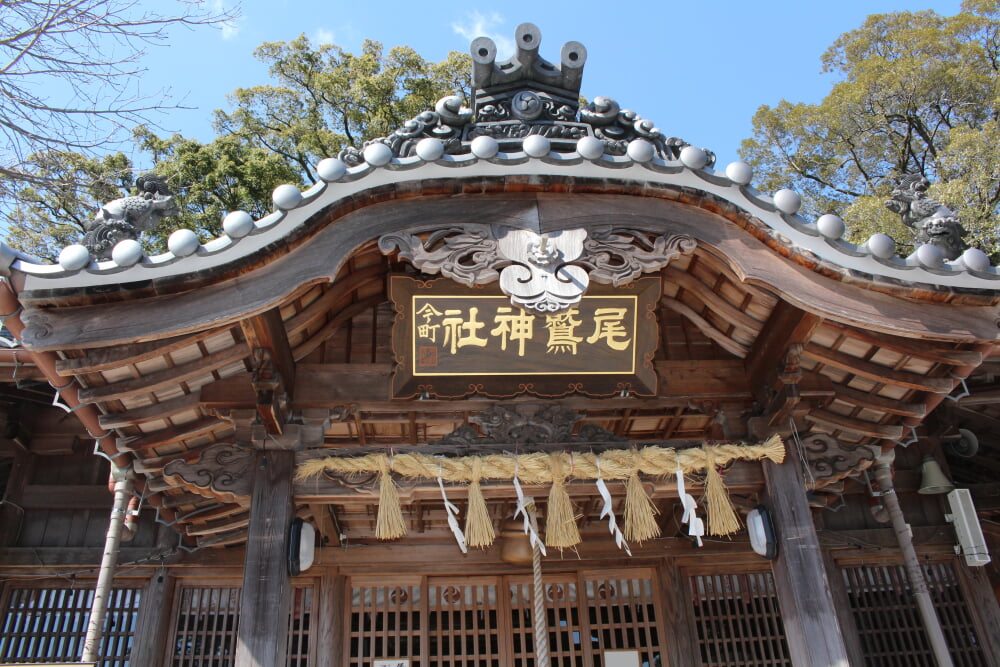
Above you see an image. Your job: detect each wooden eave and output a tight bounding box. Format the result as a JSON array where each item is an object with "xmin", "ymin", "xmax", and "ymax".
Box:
[{"xmin": 7, "ymin": 184, "xmax": 1000, "ymax": 548}]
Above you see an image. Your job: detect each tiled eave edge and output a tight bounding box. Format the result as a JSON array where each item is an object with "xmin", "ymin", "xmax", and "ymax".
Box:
[{"xmin": 8, "ymin": 151, "xmax": 1000, "ymax": 301}]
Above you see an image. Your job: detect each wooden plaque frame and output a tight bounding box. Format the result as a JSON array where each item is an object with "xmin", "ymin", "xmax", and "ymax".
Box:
[{"xmin": 389, "ymin": 276, "xmax": 660, "ymax": 399}]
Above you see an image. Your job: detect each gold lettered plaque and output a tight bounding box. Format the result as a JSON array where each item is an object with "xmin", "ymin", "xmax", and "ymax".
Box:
[{"xmin": 390, "ymin": 276, "xmax": 660, "ymax": 398}]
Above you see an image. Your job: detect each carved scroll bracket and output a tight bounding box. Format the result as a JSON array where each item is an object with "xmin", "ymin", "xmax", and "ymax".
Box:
[
  {"xmin": 799, "ymin": 432, "xmax": 878, "ymax": 486},
  {"xmin": 163, "ymin": 443, "xmax": 254, "ymax": 503},
  {"xmin": 380, "ymin": 225, "xmax": 695, "ymax": 315}
]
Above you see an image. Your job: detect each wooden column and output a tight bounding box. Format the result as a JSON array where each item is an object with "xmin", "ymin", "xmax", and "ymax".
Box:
[
  {"xmin": 0, "ymin": 450, "xmax": 31, "ymax": 546},
  {"xmin": 763, "ymin": 447, "xmax": 851, "ymax": 667},
  {"xmin": 956, "ymin": 563, "xmax": 1000, "ymax": 666},
  {"xmin": 315, "ymin": 572, "xmax": 346, "ymax": 666},
  {"xmin": 130, "ymin": 572, "xmax": 175, "ymax": 666},
  {"xmin": 656, "ymin": 558, "xmax": 697, "ymax": 666},
  {"xmin": 821, "ymin": 551, "xmax": 866, "ymax": 666},
  {"xmin": 235, "ymin": 450, "xmax": 295, "ymax": 667}
]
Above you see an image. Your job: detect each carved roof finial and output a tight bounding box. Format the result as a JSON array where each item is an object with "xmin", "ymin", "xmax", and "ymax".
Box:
[
  {"xmin": 82, "ymin": 173, "xmax": 179, "ymax": 261},
  {"xmin": 470, "ymin": 23, "xmax": 588, "ymax": 118}
]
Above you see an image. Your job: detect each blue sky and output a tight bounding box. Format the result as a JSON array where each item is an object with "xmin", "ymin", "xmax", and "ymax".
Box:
[{"xmin": 136, "ymin": 0, "xmax": 961, "ymax": 169}]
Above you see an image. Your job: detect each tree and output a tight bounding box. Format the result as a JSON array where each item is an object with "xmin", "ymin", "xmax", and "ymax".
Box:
[
  {"xmin": 214, "ymin": 36, "xmax": 470, "ymax": 184},
  {"xmin": 4, "ymin": 36, "xmax": 471, "ymax": 259},
  {"xmin": 0, "ymin": 0, "xmax": 237, "ymax": 193},
  {"xmin": 740, "ymin": 1, "xmax": 1000, "ymax": 256}
]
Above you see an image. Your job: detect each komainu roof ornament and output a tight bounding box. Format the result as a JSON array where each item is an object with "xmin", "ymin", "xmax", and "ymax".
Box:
[
  {"xmin": 885, "ymin": 174, "xmax": 968, "ymax": 261},
  {"xmin": 82, "ymin": 174, "xmax": 179, "ymax": 261}
]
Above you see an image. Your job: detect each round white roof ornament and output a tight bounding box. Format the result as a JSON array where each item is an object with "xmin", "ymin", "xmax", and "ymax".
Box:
[
  {"xmin": 773, "ymin": 189, "xmax": 802, "ymax": 215},
  {"xmin": 680, "ymin": 146, "xmax": 708, "ymax": 170},
  {"xmin": 415, "ymin": 137, "xmax": 445, "ymax": 161},
  {"xmin": 962, "ymin": 247, "xmax": 991, "ymax": 272},
  {"xmin": 471, "ymin": 135, "xmax": 499, "ymax": 159},
  {"xmin": 111, "ymin": 239, "xmax": 143, "ymax": 267},
  {"xmin": 522, "ymin": 134, "xmax": 551, "ymax": 158},
  {"xmin": 272, "ymin": 184, "xmax": 303, "ymax": 211},
  {"xmin": 725, "ymin": 161, "xmax": 753, "ymax": 185},
  {"xmin": 223, "ymin": 210, "xmax": 255, "ymax": 239},
  {"xmin": 816, "ymin": 214, "xmax": 846, "ymax": 240},
  {"xmin": 363, "ymin": 143, "xmax": 394, "ymax": 167},
  {"xmin": 58, "ymin": 244, "xmax": 91, "ymax": 272},
  {"xmin": 866, "ymin": 233, "xmax": 896, "ymax": 259},
  {"xmin": 626, "ymin": 139, "xmax": 655, "ymax": 163},
  {"xmin": 168, "ymin": 229, "xmax": 200, "ymax": 257},
  {"xmin": 916, "ymin": 243, "xmax": 946, "ymax": 268},
  {"xmin": 576, "ymin": 136, "xmax": 605, "ymax": 160},
  {"xmin": 316, "ymin": 158, "xmax": 347, "ymax": 182}
]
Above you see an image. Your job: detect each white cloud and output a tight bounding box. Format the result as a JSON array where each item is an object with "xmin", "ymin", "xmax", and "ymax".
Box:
[
  {"xmin": 452, "ymin": 11, "xmax": 514, "ymax": 59},
  {"xmin": 212, "ymin": 0, "xmax": 241, "ymax": 41},
  {"xmin": 314, "ymin": 28, "xmax": 335, "ymax": 45}
]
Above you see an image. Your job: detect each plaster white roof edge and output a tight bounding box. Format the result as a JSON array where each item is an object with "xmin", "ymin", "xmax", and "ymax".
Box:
[{"xmin": 10, "ymin": 146, "xmax": 1000, "ymax": 294}]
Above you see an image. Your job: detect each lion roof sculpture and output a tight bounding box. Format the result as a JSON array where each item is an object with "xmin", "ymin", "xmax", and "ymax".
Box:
[
  {"xmin": 885, "ymin": 174, "xmax": 968, "ymax": 260},
  {"xmin": 83, "ymin": 173, "xmax": 179, "ymax": 260}
]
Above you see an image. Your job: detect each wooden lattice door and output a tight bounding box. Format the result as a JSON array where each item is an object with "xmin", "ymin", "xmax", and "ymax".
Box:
[{"xmin": 346, "ymin": 569, "xmax": 665, "ymax": 667}]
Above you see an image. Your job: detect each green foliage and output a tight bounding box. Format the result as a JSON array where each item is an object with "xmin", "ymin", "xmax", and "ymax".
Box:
[
  {"xmin": 133, "ymin": 128, "xmax": 302, "ymax": 252},
  {"xmin": 213, "ymin": 36, "xmax": 471, "ymax": 183},
  {"xmin": 3, "ymin": 36, "xmax": 471, "ymax": 259},
  {"xmin": 3, "ymin": 151, "xmax": 134, "ymax": 260},
  {"xmin": 741, "ymin": 1, "xmax": 1000, "ymax": 256}
]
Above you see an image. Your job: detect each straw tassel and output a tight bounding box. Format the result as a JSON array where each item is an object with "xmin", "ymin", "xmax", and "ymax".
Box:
[
  {"xmin": 702, "ymin": 445, "xmax": 741, "ymax": 536},
  {"xmin": 623, "ymin": 451, "xmax": 659, "ymax": 543},
  {"xmin": 545, "ymin": 453, "xmax": 580, "ymax": 548},
  {"xmin": 375, "ymin": 455, "xmax": 407, "ymax": 540},
  {"xmin": 464, "ymin": 458, "xmax": 495, "ymax": 548},
  {"xmin": 759, "ymin": 433, "xmax": 786, "ymax": 462}
]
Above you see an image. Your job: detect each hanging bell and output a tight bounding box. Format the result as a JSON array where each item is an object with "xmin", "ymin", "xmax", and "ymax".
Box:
[
  {"xmin": 918, "ymin": 456, "xmax": 955, "ymax": 495},
  {"xmin": 499, "ymin": 519, "xmax": 533, "ymax": 565}
]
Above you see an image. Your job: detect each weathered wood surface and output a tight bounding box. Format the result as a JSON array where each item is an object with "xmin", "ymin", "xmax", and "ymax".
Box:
[
  {"xmin": 130, "ymin": 573, "xmax": 175, "ymax": 666},
  {"xmin": 77, "ymin": 342, "xmax": 248, "ymax": 403},
  {"xmin": 198, "ymin": 359, "xmax": 754, "ymax": 410},
  {"xmin": 822, "ymin": 550, "xmax": 866, "ymax": 666},
  {"xmin": 98, "ymin": 392, "xmax": 201, "ymax": 429},
  {"xmin": 314, "ymin": 573, "xmax": 346, "ymax": 667},
  {"xmin": 53, "ymin": 328, "xmax": 225, "ymax": 376},
  {"xmin": 803, "ymin": 343, "xmax": 954, "ymax": 392},
  {"xmin": 657, "ymin": 559, "xmax": 697, "ymax": 666},
  {"xmin": 17, "ymin": 193, "xmax": 1000, "ymax": 351},
  {"xmin": 956, "ymin": 562, "xmax": 1000, "ymax": 666},
  {"xmin": 234, "ymin": 450, "xmax": 295, "ymax": 667},
  {"xmin": 763, "ymin": 446, "xmax": 851, "ymax": 666}
]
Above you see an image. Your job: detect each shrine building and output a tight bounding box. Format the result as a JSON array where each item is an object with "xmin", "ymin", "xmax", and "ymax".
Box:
[{"xmin": 0, "ymin": 23, "xmax": 999, "ymax": 667}]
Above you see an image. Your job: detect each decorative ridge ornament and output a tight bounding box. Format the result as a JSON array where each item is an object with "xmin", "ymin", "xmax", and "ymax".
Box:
[
  {"xmin": 885, "ymin": 174, "xmax": 969, "ymax": 260},
  {"xmin": 338, "ymin": 23, "xmax": 714, "ymax": 166},
  {"xmin": 83, "ymin": 174, "xmax": 179, "ymax": 260},
  {"xmin": 379, "ymin": 225, "xmax": 696, "ymax": 314}
]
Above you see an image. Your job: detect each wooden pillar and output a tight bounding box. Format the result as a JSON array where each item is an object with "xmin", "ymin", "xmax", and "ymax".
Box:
[
  {"xmin": 821, "ymin": 552, "xmax": 866, "ymax": 666},
  {"xmin": 763, "ymin": 449, "xmax": 851, "ymax": 667},
  {"xmin": 955, "ymin": 563, "xmax": 1000, "ymax": 666},
  {"xmin": 656, "ymin": 558, "xmax": 697, "ymax": 666},
  {"xmin": 315, "ymin": 572, "xmax": 346, "ymax": 666},
  {"xmin": 130, "ymin": 572, "xmax": 175, "ymax": 665},
  {"xmin": 235, "ymin": 450, "xmax": 295, "ymax": 667},
  {"xmin": 0, "ymin": 450, "xmax": 31, "ymax": 546}
]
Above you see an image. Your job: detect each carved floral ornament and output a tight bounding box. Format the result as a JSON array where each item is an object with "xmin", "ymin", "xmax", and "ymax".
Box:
[{"xmin": 379, "ymin": 225, "xmax": 696, "ymax": 314}]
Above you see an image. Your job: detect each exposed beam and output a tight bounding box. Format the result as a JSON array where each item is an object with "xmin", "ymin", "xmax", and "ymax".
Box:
[
  {"xmin": 54, "ymin": 328, "xmax": 227, "ymax": 376},
  {"xmin": 803, "ymin": 343, "xmax": 954, "ymax": 393},
  {"xmin": 292, "ymin": 293, "xmax": 385, "ymax": 361},
  {"xmin": 805, "ymin": 409, "xmax": 905, "ymax": 439},
  {"xmin": 78, "ymin": 343, "xmax": 248, "ymax": 404},
  {"xmin": 117, "ymin": 417, "xmax": 229, "ymax": 453},
  {"xmin": 823, "ymin": 321, "xmax": 983, "ymax": 367},
  {"xmin": 98, "ymin": 393, "xmax": 202, "ymax": 429},
  {"xmin": 661, "ymin": 296, "xmax": 748, "ymax": 358}
]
